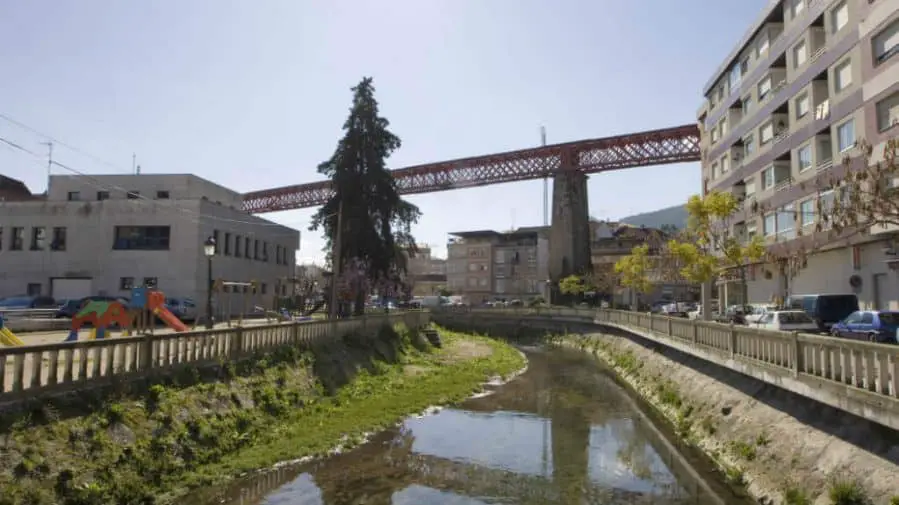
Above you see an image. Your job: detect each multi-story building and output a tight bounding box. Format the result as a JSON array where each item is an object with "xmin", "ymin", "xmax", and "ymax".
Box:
[
  {"xmin": 447, "ymin": 227, "xmax": 550, "ymax": 303},
  {"xmin": 404, "ymin": 245, "xmax": 447, "ymax": 297},
  {"xmin": 591, "ymin": 221, "xmax": 698, "ymax": 306},
  {"xmin": 698, "ymin": 0, "xmax": 899, "ymax": 308},
  {"xmin": 0, "ymin": 174, "xmax": 300, "ymax": 314}
]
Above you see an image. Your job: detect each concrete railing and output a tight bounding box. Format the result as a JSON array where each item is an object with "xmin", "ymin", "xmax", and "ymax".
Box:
[
  {"xmin": 0, "ymin": 308, "xmax": 59, "ymax": 319},
  {"xmin": 436, "ymin": 306, "xmax": 899, "ymax": 431},
  {"xmin": 0, "ymin": 311, "xmax": 429, "ymax": 404}
]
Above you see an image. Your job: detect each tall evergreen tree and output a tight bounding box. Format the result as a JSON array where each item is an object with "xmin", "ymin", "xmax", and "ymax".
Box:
[{"xmin": 310, "ymin": 77, "xmax": 420, "ymax": 314}]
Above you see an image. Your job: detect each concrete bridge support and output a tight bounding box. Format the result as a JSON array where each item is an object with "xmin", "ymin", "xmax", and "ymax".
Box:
[{"xmin": 549, "ymin": 169, "xmax": 592, "ymax": 304}]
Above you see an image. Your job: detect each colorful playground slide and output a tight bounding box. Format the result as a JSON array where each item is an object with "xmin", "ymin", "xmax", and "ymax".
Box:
[
  {"xmin": 154, "ymin": 305, "xmax": 189, "ymax": 333},
  {"xmin": 0, "ymin": 326, "xmax": 24, "ymax": 346}
]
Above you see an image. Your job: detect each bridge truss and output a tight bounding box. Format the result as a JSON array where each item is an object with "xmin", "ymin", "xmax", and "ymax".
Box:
[{"xmin": 241, "ymin": 123, "xmax": 701, "ymax": 213}]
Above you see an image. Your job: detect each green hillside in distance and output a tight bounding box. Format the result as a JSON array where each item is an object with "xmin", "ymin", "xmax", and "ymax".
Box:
[{"xmin": 618, "ymin": 204, "xmax": 688, "ymax": 230}]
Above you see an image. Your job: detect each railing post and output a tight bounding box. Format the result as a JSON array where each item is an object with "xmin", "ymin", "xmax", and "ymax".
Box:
[
  {"xmin": 139, "ymin": 333, "xmax": 154, "ymax": 371},
  {"xmin": 791, "ymin": 331, "xmax": 801, "ymax": 377},
  {"xmin": 291, "ymin": 321, "xmax": 300, "ymax": 345},
  {"xmin": 729, "ymin": 323, "xmax": 737, "ymax": 358},
  {"xmin": 691, "ymin": 323, "xmax": 698, "ymax": 344},
  {"xmin": 666, "ymin": 317, "xmax": 672, "ymax": 336},
  {"xmin": 231, "ymin": 326, "xmax": 244, "ymax": 359}
]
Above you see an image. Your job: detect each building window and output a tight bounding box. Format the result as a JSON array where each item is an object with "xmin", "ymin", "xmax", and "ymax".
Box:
[
  {"xmin": 837, "ymin": 119, "xmax": 855, "ymax": 152},
  {"xmin": 789, "ymin": 0, "xmax": 804, "ymax": 19},
  {"xmin": 763, "ymin": 213, "xmax": 776, "ymax": 236},
  {"xmin": 760, "ymin": 122, "xmax": 774, "ymax": 144},
  {"xmin": 97, "ymin": 191, "xmax": 109, "ymax": 201},
  {"xmin": 711, "ymin": 162, "xmax": 719, "ymax": 179},
  {"xmin": 742, "ymin": 95, "xmax": 752, "ymax": 116},
  {"xmin": 10, "ymin": 227, "xmax": 24, "ymax": 250},
  {"xmin": 818, "ymin": 190, "xmax": 835, "ymax": 224},
  {"xmin": 793, "ymin": 40, "xmax": 808, "ymax": 68},
  {"xmin": 67, "ymin": 191, "xmax": 80, "ymax": 201},
  {"xmin": 244, "ymin": 237, "xmax": 251, "ymax": 258},
  {"xmin": 126, "ymin": 191, "xmax": 140, "ymax": 199},
  {"xmin": 745, "ymin": 179, "xmax": 756, "ymax": 197},
  {"xmin": 800, "ymin": 199, "xmax": 815, "ymax": 226},
  {"xmin": 872, "ymin": 19, "xmax": 899, "ymax": 65},
  {"xmin": 253, "ymin": 239, "xmax": 260, "ymax": 260},
  {"xmin": 834, "ymin": 59, "xmax": 852, "ymax": 92},
  {"xmin": 721, "ymin": 156, "xmax": 729, "ymax": 173},
  {"xmin": 798, "ymin": 144, "xmax": 812, "ymax": 172},
  {"xmin": 776, "ymin": 205, "xmax": 795, "ymax": 239},
  {"xmin": 212, "ymin": 230, "xmax": 220, "ymax": 254},
  {"xmin": 47, "ymin": 227, "xmax": 65, "ymax": 251},
  {"xmin": 762, "ymin": 166, "xmax": 775, "ymax": 189},
  {"xmin": 0, "ymin": 228, "xmax": 3, "ymax": 251},
  {"xmin": 876, "ymin": 91, "xmax": 899, "ymax": 132},
  {"xmin": 143, "ymin": 277, "xmax": 158, "ymax": 289},
  {"xmin": 757, "ymin": 33, "xmax": 770, "ymax": 56},
  {"xmin": 234, "ymin": 235, "xmax": 242, "ymax": 256},
  {"xmin": 796, "ymin": 93, "xmax": 810, "ymax": 118},
  {"xmin": 29, "ymin": 227, "xmax": 46, "ymax": 250},
  {"xmin": 831, "ymin": 1, "xmax": 848, "ymax": 33},
  {"xmin": 757, "ymin": 76, "xmax": 772, "ymax": 101},
  {"xmin": 262, "ymin": 241, "xmax": 269, "ymax": 262},
  {"xmin": 113, "ymin": 226, "xmax": 171, "ymax": 250},
  {"xmin": 156, "ymin": 190, "xmax": 170, "ymax": 199},
  {"xmin": 744, "ymin": 135, "xmax": 756, "ymax": 156},
  {"xmin": 223, "ymin": 232, "xmax": 231, "ymax": 255},
  {"xmin": 851, "ymin": 245, "xmax": 861, "ymax": 270},
  {"xmin": 261, "ymin": 283, "xmax": 268, "ymax": 295},
  {"xmin": 26, "ymin": 283, "xmax": 42, "ymax": 296},
  {"xmin": 120, "ymin": 277, "xmax": 135, "ymax": 290}
]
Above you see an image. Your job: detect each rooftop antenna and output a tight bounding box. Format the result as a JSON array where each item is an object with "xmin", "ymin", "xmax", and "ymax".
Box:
[
  {"xmin": 132, "ymin": 153, "xmax": 137, "ymax": 175},
  {"xmin": 541, "ymin": 126, "xmax": 548, "ymax": 226}
]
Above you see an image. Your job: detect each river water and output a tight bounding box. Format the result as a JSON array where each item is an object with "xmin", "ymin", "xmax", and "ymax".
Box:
[{"xmin": 188, "ymin": 347, "xmax": 752, "ymax": 505}]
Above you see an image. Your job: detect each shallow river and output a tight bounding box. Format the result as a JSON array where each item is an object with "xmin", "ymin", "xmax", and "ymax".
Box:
[{"xmin": 187, "ymin": 346, "xmax": 752, "ymax": 505}]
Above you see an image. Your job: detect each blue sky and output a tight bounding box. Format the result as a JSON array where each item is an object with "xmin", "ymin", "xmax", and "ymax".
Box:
[{"xmin": 0, "ymin": 0, "xmax": 767, "ymax": 263}]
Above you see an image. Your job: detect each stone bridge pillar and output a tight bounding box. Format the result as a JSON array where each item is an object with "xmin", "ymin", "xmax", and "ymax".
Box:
[{"xmin": 549, "ymin": 157, "xmax": 591, "ymax": 304}]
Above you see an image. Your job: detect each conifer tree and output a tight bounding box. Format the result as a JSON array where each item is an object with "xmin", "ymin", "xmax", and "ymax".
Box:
[{"xmin": 310, "ymin": 77, "xmax": 421, "ymax": 314}]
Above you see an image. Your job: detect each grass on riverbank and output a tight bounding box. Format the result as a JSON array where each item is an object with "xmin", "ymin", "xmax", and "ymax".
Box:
[{"xmin": 0, "ymin": 324, "xmax": 524, "ymax": 505}]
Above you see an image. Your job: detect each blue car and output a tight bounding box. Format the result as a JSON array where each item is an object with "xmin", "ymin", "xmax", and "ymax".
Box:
[{"xmin": 830, "ymin": 310, "xmax": 899, "ymax": 344}]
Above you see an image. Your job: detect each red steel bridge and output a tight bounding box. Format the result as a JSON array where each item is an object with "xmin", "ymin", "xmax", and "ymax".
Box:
[{"xmin": 241, "ymin": 123, "xmax": 701, "ymax": 214}]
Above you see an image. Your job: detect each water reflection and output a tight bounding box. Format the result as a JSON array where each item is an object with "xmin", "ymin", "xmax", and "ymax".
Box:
[{"xmin": 187, "ymin": 347, "xmax": 750, "ymax": 505}]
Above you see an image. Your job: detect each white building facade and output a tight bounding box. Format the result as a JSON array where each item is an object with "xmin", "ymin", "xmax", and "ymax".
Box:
[{"xmin": 0, "ymin": 174, "xmax": 300, "ymax": 312}]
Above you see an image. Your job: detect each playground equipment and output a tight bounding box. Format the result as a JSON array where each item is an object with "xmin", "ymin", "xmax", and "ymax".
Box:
[
  {"xmin": 212, "ymin": 279, "xmax": 259, "ymax": 327},
  {"xmin": 64, "ymin": 288, "xmax": 189, "ymax": 342},
  {"xmin": 0, "ymin": 314, "xmax": 24, "ymax": 346}
]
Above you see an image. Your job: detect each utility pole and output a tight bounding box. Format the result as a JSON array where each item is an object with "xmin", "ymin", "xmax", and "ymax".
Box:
[
  {"xmin": 328, "ymin": 201, "xmax": 345, "ymax": 320},
  {"xmin": 41, "ymin": 142, "xmax": 53, "ymax": 193}
]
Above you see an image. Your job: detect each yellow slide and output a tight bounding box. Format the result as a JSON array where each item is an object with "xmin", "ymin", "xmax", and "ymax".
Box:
[{"xmin": 0, "ymin": 327, "xmax": 24, "ymax": 346}]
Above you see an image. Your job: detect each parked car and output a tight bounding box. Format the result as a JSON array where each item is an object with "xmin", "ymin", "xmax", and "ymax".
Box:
[
  {"xmin": 830, "ymin": 310, "xmax": 899, "ymax": 344},
  {"xmin": 0, "ymin": 295, "xmax": 57, "ymax": 311},
  {"xmin": 744, "ymin": 304, "xmax": 779, "ymax": 325},
  {"xmin": 714, "ymin": 305, "xmax": 753, "ymax": 325},
  {"xmin": 785, "ymin": 294, "xmax": 859, "ymax": 332},
  {"xmin": 164, "ymin": 298, "xmax": 198, "ymax": 322},
  {"xmin": 752, "ymin": 310, "xmax": 819, "ymax": 332}
]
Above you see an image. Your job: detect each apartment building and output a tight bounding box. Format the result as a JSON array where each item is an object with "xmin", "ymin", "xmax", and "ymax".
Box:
[
  {"xmin": 446, "ymin": 228, "xmax": 550, "ymax": 303},
  {"xmin": 404, "ymin": 245, "xmax": 447, "ymax": 296},
  {"xmin": 0, "ymin": 174, "xmax": 300, "ymax": 312},
  {"xmin": 591, "ymin": 221, "xmax": 698, "ymax": 306},
  {"xmin": 698, "ymin": 0, "xmax": 899, "ymax": 308}
]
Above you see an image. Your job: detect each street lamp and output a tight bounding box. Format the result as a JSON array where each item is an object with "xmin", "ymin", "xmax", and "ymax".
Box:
[{"xmin": 203, "ymin": 236, "xmax": 216, "ymax": 329}]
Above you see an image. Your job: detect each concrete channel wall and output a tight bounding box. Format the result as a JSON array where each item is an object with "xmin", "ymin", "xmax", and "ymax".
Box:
[
  {"xmin": 434, "ymin": 307, "xmax": 899, "ymax": 432},
  {"xmin": 0, "ymin": 311, "xmax": 430, "ymax": 407}
]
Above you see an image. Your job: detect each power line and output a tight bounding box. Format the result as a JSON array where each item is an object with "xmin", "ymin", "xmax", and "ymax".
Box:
[{"xmin": 0, "ymin": 112, "xmax": 132, "ymax": 174}]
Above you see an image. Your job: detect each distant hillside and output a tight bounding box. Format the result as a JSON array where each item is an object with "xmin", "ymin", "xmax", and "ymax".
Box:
[{"xmin": 618, "ymin": 204, "xmax": 688, "ymax": 230}]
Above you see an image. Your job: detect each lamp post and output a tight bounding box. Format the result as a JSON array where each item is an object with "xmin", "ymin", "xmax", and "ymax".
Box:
[{"xmin": 203, "ymin": 236, "xmax": 216, "ymax": 329}]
